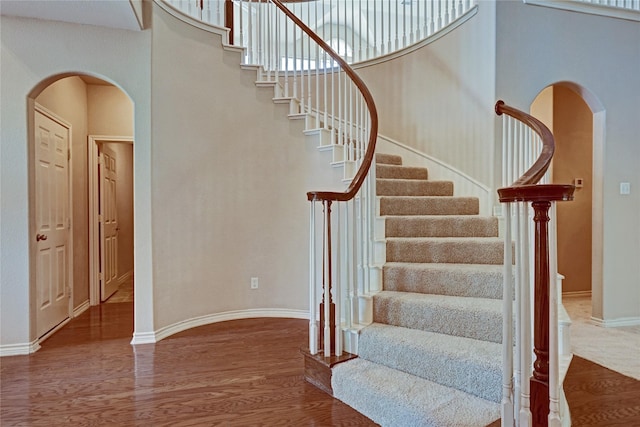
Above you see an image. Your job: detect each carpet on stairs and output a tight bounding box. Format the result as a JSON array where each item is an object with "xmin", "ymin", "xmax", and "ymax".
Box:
[{"xmin": 331, "ymin": 152, "xmax": 506, "ymax": 427}]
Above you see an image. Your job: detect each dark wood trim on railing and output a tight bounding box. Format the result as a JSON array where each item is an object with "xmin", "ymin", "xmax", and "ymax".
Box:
[
  {"xmin": 225, "ymin": 0, "xmax": 234, "ymax": 44},
  {"xmin": 268, "ymin": 1, "xmax": 379, "ymax": 203},
  {"xmin": 496, "ymin": 100, "xmax": 574, "ymax": 427}
]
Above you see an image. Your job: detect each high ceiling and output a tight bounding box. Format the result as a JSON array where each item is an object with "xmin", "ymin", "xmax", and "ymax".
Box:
[{"xmin": 0, "ymin": 0, "xmax": 143, "ymax": 31}]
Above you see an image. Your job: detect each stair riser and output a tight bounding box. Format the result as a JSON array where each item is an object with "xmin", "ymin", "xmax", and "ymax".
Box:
[
  {"xmin": 375, "ymin": 153, "xmax": 403, "ymax": 165},
  {"xmin": 376, "ymin": 164, "xmax": 428, "ymax": 180},
  {"xmin": 386, "ymin": 240, "xmax": 507, "ymax": 265},
  {"xmin": 380, "ymin": 197, "xmax": 479, "ymax": 216},
  {"xmin": 376, "ymin": 180, "xmax": 454, "ymax": 197},
  {"xmin": 385, "ymin": 216, "xmax": 498, "ymax": 238},
  {"xmin": 383, "ymin": 266, "xmax": 503, "ymax": 299},
  {"xmin": 372, "ymin": 295, "xmax": 503, "ymax": 343}
]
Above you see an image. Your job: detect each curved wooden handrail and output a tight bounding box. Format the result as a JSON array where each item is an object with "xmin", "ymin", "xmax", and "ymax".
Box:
[
  {"xmin": 495, "ymin": 100, "xmax": 574, "ymax": 203},
  {"xmin": 495, "ymin": 100, "xmax": 555, "ymax": 188},
  {"xmin": 269, "ymin": 0, "xmax": 379, "ymax": 203}
]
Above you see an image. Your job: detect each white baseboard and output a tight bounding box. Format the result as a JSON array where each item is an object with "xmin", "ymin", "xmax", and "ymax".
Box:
[
  {"xmin": 118, "ymin": 270, "xmax": 133, "ymax": 286},
  {"xmin": 130, "ymin": 308, "xmax": 309, "ymax": 345},
  {"xmin": 590, "ymin": 316, "xmax": 640, "ymax": 328},
  {"xmin": 73, "ymin": 300, "xmax": 90, "ymax": 317},
  {"xmin": 0, "ymin": 339, "xmax": 41, "ymax": 357},
  {"xmin": 562, "ymin": 290, "xmax": 592, "ymax": 298}
]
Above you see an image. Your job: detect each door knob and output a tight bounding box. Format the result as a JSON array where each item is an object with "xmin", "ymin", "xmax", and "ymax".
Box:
[{"xmin": 36, "ymin": 233, "xmax": 48, "ymax": 242}]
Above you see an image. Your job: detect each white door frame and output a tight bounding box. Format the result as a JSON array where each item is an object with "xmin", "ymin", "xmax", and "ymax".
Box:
[
  {"xmin": 32, "ymin": 102, "xmax": 74, "ymax": 340},
  {"xmin": 88, "ymin": 135, "xmax": 134, "ymax": 306}
]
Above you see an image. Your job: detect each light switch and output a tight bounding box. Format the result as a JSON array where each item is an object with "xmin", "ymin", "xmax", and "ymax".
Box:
[
  {"xmin": 620, "ymin": 182, "xmax": 631, "ymax": 195},
  {"xmin": 574, "ymin": 178, "xmax": 584, "ymax": 188}
]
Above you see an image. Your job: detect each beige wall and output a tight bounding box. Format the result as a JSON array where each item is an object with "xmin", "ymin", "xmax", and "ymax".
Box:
[
  {"xmin": 88, "ymin": 84, "xmax": 135, "ymax": 284},
  {"xmin": 150, "ymin": 3, "xmax": 344, "ymax": 330},
  {"xmin": 35, "ymin": 77, "xmax": 91, "ymax": 308},
  {"xmin": 103, "ymin": 142, "xmax": 135, "ymax": 280},
  {"xmin": 553, "ymin": 86, "xmax": 594, "ymax": 294},
  {"xmin": 532, "ymin": 86, "xmax": 594, "ymax": 295},
  {"xmin": 87, "ymin": 85, "xmax": 134, "ymax": 136}
]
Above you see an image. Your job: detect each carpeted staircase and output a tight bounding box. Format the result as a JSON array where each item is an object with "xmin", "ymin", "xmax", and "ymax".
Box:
[{"xmin": 332, "ymin": 153, "xmax": 505, "ymax": 427}]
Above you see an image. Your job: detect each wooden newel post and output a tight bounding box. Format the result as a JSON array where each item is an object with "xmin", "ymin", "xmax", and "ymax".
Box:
[
  {"xmin": 530, "ymin": 200, "xmax": 551, "ymax": 427},
  {"xmin": 319, "ymin": 200, "xmax": 335, "ymax": 354}
]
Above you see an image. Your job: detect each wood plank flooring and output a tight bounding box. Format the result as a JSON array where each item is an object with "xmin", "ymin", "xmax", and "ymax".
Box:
[
  {"xmin": 564, "ymin": 356, "xmax": 640, "ymax": 427},
  {"xmin": 486, "ymin": 355, "xmax": 640, "ymax": 427},
  {"xmin": 2, "ymin": 302, "xmax": 639, "ymax": 426},
  {"xmin": 0, "ymin": 302, "xmax": 376, "ymax": 426}
]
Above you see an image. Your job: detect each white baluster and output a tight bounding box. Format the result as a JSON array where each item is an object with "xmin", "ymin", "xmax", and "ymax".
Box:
[
  {"xmin": 502, "ymin": 202, "xmax": 515, "ymax": 427},
  {"xmin": 309, "ymin": 202, "xmax": 318, "ymax": 355},
  {"xmin": 323, "ymin": 200, "xmax": 332, "ymax": 357}
]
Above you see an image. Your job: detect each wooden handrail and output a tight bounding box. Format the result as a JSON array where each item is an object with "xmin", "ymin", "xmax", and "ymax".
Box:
[
  {"xmin": 495, "ymin": 100, "xmax": 574, "ymax": 427},
  {"xmin": 268, "ymin": 0, "xmax": 379, "ymax": 203},
  {"xmin": 496, "ymin": 100, "xmax": 574, "ymax": 203},
  {"xmin": 495, "ymin": 100, "xmax": 555, "ymax": 189}
]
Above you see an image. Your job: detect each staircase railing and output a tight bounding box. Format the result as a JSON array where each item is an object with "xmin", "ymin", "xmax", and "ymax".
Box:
[
  {"xmin": 496, "ymin": 100, "xmax": 574, "ymax": 427},
  {"xmin": 229, "ymin": 0, "xmax": 377, "ymax": 358},
  {"xmin": 167, "ymin": 0, "xmax": 478, "ymax": 64}
]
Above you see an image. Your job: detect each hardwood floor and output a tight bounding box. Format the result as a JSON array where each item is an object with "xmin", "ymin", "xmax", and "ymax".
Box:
[
  {"xmin": 564, "ymin": 356, "xmax": 640, "ymax": 427},
  {"xmin": 486, "ymin": 356, "xmax": 640, "ymax": 427},
  {"xmin": 2, "ymin": 302, "xmax": 639, "ymax": 426},
  {"xmin": 0, "ymin": 303, "xmax": 376, "ymax": 426}
]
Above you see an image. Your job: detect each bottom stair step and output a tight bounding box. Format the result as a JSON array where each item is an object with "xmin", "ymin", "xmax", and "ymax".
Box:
[
  {"xmin": 332, "ymin": 358, "xmax": 500, "ymax": 427},
  {"xmin": 358, "ymin": 323, "xmax": 502, "ymax": 403}
]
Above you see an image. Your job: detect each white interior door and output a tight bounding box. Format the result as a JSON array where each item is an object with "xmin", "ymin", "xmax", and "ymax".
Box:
[
  {"xmin": 35, "ymin": 109, "xmax": 71, "ymax": 338},
  {"xmin": 100, "ymin": 144, "xmax": 119, "ymax": 301}
]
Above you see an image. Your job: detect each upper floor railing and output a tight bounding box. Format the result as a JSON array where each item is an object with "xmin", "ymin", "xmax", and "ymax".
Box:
[
  {"xmin": 167, "ymin": 0, "xmax": 478, "ymax": 64},
  {"xmin": 496, "ymin": 101, "xmax": 574, "ymax": 427}
]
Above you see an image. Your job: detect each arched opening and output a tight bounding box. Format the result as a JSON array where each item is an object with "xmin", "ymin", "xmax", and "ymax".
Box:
[
  {"xmin": 29, "ymin": 73, "xmax": 135, "ymax": 341},
  {"xmin": 530, "ymin": 82, "xmax": 606, "ymax": 322}
]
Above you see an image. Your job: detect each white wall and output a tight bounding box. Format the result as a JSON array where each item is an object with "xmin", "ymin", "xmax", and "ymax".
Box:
[
  {"xmin": 0, "ymin": 14, "xmax": 153, "ymax": 349},
  {"xmin": 496, "ymin": 1, "xmax": 640, "ymax": 323},
  {"xmin": 356, "ymin": 3, "xmax": 497, "ymax": 188},
  {"xmin": 149, "ymin": 3, "xmax": 344, "ymax": 331}
]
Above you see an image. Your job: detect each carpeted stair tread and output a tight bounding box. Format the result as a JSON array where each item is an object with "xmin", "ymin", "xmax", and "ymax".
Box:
[
  {"xmin": 373, "ymin": 291, "xmax": 503, "ymax": 343},
  {"xmin": 376, "ymin": 164, "xmax": 428, "ymax": 180},
  {"xmin": 332, "ymin": 358, "xmax": 500, "ymax": 427},
  {"xmin": 375, "ymin": 153, "xmax": 403, "ymax": 165},
  {"xmin": 376, "ymin": 179, "xmax": 454, "ymax": 197},
  {"xmin": 385, "ymin": 215, "xmax": 498, "ymax": 237},
  {"xmin": 383, "ymin": 262, "xmax": 504, "ymax": 299},
  {"xmin": 386, "ymin": 237, "xmax": 507, "ymax": 265},
  {"xmin": 358, "ymin": 323, "xmax": 502, "ymax": 402},
  {"xmin": 380, "ymin": 196, "xmax": 479, "ymax": 215}
]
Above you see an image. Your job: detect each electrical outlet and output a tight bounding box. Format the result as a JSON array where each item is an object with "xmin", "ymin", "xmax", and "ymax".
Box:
[
  {"xmin": 620, "ymin": 182, "xmax": 631, "ymax": 195},
  {"xmin": 250, "ymin": 277, "xmax": 259, "ymax": 290}
]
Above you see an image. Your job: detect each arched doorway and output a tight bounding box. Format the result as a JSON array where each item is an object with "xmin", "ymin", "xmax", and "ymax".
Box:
[
  {"xmin": 30, "ymin": 74, "xmax": 135, "ymax": 341},
  {"xmin": 530, "ymin": 82, "xmax": 606, "ymax": 321}
]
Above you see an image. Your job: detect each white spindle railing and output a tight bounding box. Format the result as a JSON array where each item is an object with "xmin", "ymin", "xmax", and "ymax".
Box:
[
  {"xmin": 167, "ymin": 0, "xmax": 478, "ymax": 64},
  {"xmin": 573, "ymin": 0, "xmax": 640, "ymax": 10},
  {"xmin": 497, "ymin": 101, "xmax": 573, "ymax": 427}
]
